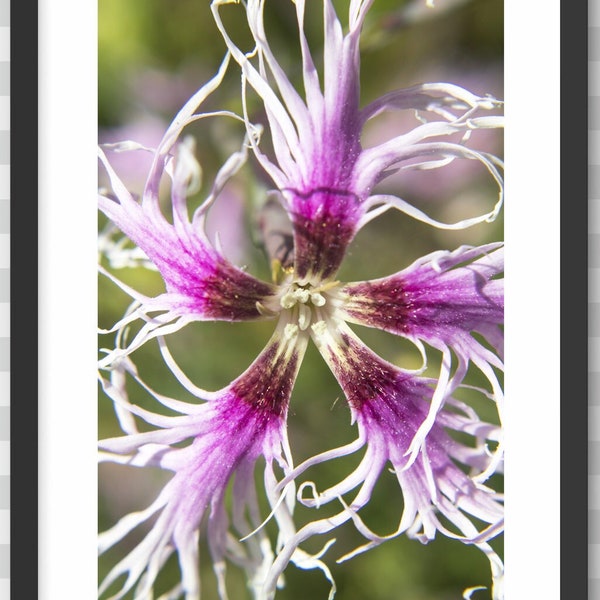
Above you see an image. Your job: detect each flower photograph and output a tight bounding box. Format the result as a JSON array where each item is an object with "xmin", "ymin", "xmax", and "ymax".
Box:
[{"xmin": 97, "ymin": 1, "xmax": 504, "ymax": 598}]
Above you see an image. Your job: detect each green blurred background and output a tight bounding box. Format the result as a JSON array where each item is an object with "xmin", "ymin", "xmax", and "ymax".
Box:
[{"xmin": 98, "ymin": 1, "xmax": 504, "ymax": 598}]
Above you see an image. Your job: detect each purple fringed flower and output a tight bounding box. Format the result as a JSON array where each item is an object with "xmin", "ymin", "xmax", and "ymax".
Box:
[{"xmin": 99, "ymin": 1, "xmax": 504, "ymax": 598}]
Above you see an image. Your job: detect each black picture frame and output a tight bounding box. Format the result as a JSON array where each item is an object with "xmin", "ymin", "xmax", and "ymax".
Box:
[
  {"xmin": 21, "ymin": 0, "xmax": 592, "ymax": 598},
  {"xmin": 11, "ymin": 0, "xmax": 38, "ymax": 597},
  {"xmin": 562, "ymin": 1, "xmax": 589, "ymax": 598}
]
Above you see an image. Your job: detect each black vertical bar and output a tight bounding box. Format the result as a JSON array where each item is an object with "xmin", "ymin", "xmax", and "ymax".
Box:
[
  {"xmin": 561, "ymin": 1, "xmax": 588, "ymax": 598},
  {"xmin": 10, "ymin": 1, "xmax": 38, "ymax": 598}
]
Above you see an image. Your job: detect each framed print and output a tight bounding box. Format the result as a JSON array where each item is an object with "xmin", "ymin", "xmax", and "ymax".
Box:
[
  {"xmin": 33, "ymin": 0, "xmax": 582, "ymax": 599},
  {"xmin": 97, "ymin": 1, "xmax": 506, "ymax": 597}
]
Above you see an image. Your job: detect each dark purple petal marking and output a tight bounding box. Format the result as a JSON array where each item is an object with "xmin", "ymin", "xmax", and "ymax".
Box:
[
  {"xmin": 231, "ymin": 337, "xmax": 301, "ymax": 417},
  {"xmin": 343, "ymin": 276, "xmax": 502, "ymax": 335},
  {"xmin": 161, "ymin": 243, "xmax": 277, "ymax": 321},
  {"xmin": 286, "ymin": 187, "xmax": 363, "ymax": 279},
  {"xmin": 325, "ymin": 326, "xmax": 429, "ymax": 414}
]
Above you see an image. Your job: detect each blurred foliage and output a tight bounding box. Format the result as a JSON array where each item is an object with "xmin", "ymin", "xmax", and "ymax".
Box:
[{"xmin": 98, "ymin": 1, "xmax": 504, "ymax": 599}]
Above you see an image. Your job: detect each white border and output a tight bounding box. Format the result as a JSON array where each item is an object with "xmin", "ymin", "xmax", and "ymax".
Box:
[
  {"xmin": 38, "ymin": 1, "xmax": 98, "ymax": 598},
  {"xmin": 504, "ymin": 0, "xmax": 561, "ymax": 598},
  {"xmin": 36, "ymin": 0, "xmax": 562, "ymax": 598}
]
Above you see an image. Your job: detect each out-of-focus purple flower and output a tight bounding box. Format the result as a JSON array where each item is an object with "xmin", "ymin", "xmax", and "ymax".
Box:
[
  {"xmin": 204, "ymin": 183, "xmax": 253, "ymax": 266},
  {"xmin": 129, "ymin": 66, "xmax": 214, "ymax": 116},
  {"xmin": 99, "ymin": 117, "xmax": 168, "ymax": 189},
  {"xmin": 98, "ymin": 1, "xmax": 504, "ymax": 599}
]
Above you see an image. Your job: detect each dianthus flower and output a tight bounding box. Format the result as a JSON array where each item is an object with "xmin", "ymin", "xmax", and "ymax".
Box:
[{"xmin": 98, "ymin": 1, "xmax": 504, "ymax": 599}]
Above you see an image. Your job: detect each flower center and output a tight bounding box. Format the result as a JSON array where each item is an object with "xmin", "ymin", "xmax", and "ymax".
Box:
[{"xmin": 279, "ymin": 280, "xmax": 338, "ymax": 332}]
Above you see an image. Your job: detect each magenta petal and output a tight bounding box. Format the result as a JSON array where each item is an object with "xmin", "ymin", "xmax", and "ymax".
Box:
[
  {"xmin": 310, "ymin": 321, "xmax": 502, "ymax": 539},
  {"xmin": 99, "ymin": 400, "xmax": 283, "ymax": 600},
  {"xmin": 99, "ymin": 157, "xmax": 276, "ymax": 322},
  {"xmin": 341, "ymin": 244, "xmax": 503, "ymax": 338},
  {"xmin": 99, "ymin": 323, "xmax": 309, "ymax": 599},
  {"xmin": 358, "ymin": 393, "xmax": 503, "ymax": 528},
  {"xmin": 339, "ymin": 243, "xmax": 504, "ymax": 389}
]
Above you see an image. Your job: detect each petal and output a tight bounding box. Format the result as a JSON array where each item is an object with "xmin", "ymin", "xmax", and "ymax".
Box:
[
  {"xmin": 339, "ymin": 244, "xmax": 504, "ymax": 419},
  {"xmin": 212, "ymin": 0, "xmax": 368, "ymax": 284},
  {"xmin": 340, "ymin": 243, "xmax": 503, "ymax": 349},
  {"xmin": 302, "ymin": 318, "xmax": 503, "ymax": 595},
  {"xmin": 99, "ymin": 142, "xmax": 277, "ymax": 324},
  {"xmin": 99, "ymin": 320, "xmax": 310, "ymax": 600},
  {"xmin": 257, "ymin": 318, "xmax": 503, "ymax": 599},
  {"xmin": 321, "ymin": 0, "xmax": 363, "ymax": 162},
  {"xmin": 355, "ymin": 81, "xmax": 503, "ymax": 198},
  {"xmin": 309, "ymin": 319, "xmax": 502, "ymax": 485},
  {"xmin": 211, "ymin": 0, "xmax": 305, "ymax": 181},
  {"xmin": 357, "ymin": 141, "xmax": 504, "ymax": 231},
  {"xmin": 359, "ymin": 81, "xmax": 502, "ymax": 126}
]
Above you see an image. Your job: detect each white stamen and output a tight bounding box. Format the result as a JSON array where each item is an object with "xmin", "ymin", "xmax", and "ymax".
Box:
[
  {"xmin": 280, "ymin": 291, "xmax": 297, "ymax": 309},
  {"xmin": 279, "ymin": 281, "xmax": 337, "ymax": 332},
  {"xmin": 311, "ymin": 292, "xmax": 326, "ymax": 307},
  {"xmin": 311, "ymin": 320, "xmax": 328, "ymax": 338},
  {"xmin": 298, "ymin": 304, "xmax": 312, "ymax": 330},
  {"xmin": 295, "ymin": 288, "xmax": 310, "ymax": 303},
  {"xmin": 284, "ymin": 323, "xmax": 299, "ymax": 339}
]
